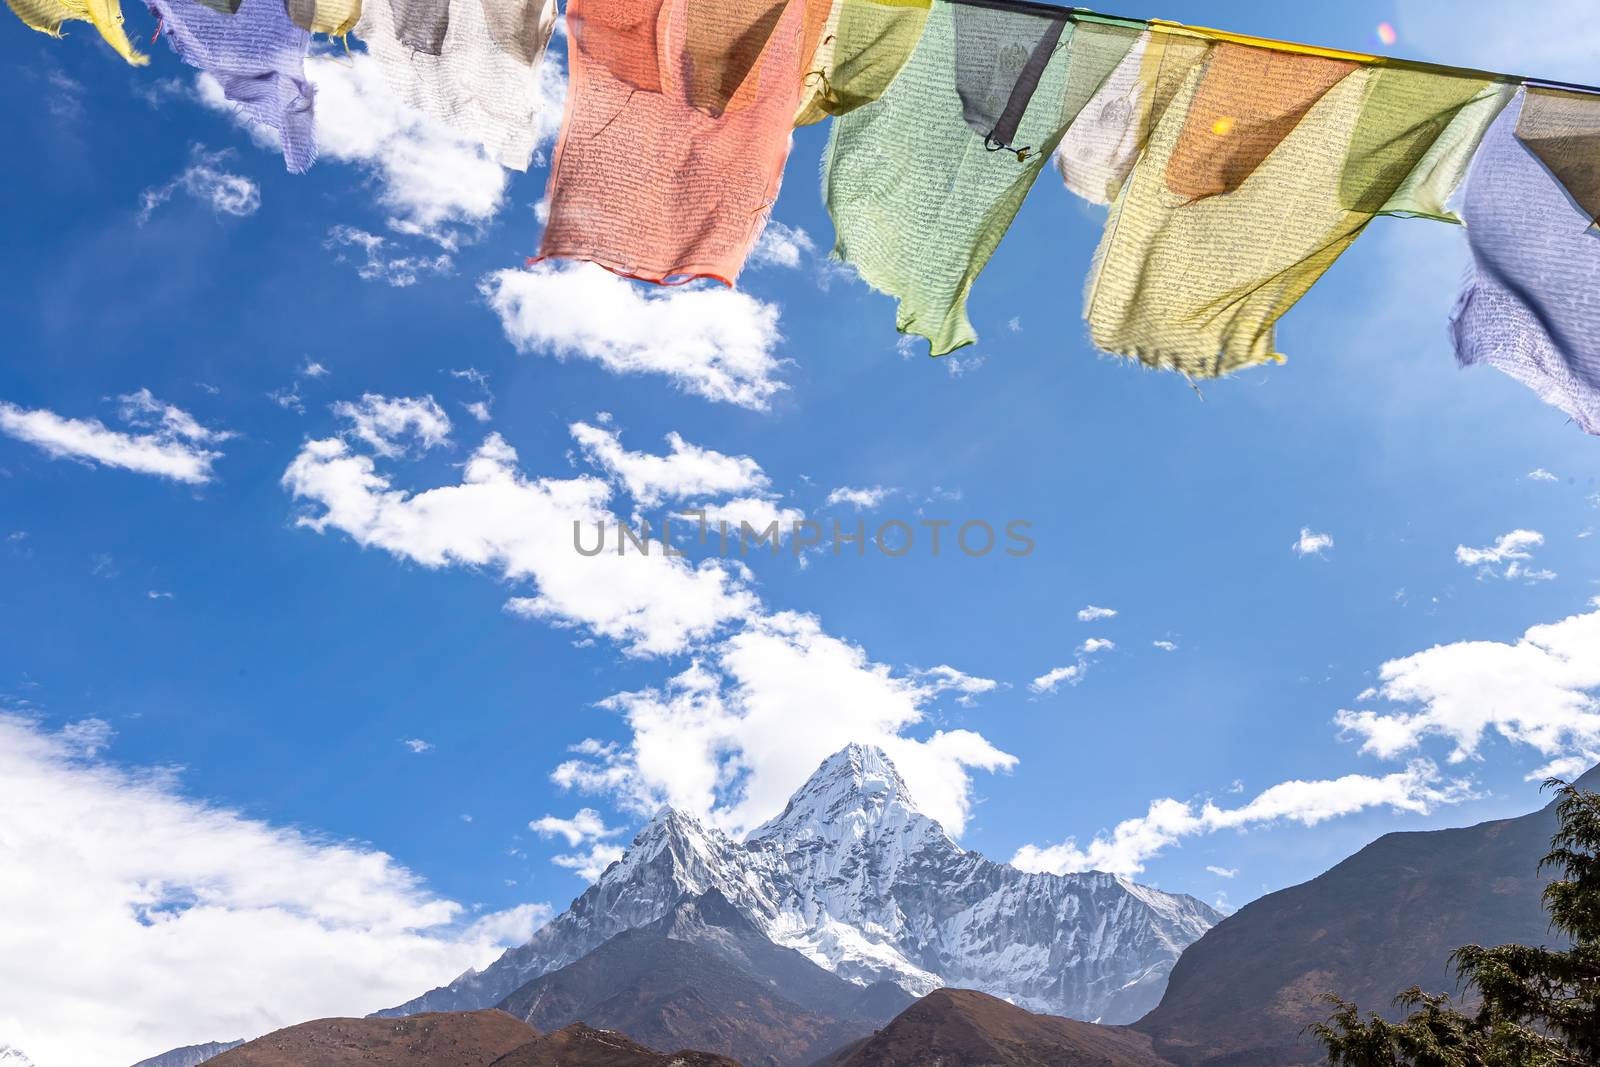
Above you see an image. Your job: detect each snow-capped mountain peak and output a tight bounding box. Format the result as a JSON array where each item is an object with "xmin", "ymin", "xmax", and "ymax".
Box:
[
  {"xmin": 752, "ymin": 743, "xmax": 950, "ymax": 851},
  {"xmin": 380, "ymin": 743, "xmax": 1220, "ymax": 1025}
]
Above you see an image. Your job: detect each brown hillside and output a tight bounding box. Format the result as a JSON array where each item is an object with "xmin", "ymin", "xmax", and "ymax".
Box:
[
  {"xmin": 206, "ymin": 1010, "xmax": 535, "ymax": 1067},
  {"xmin": 817, "ymin": 988, "xmax": 1168, "ymax": 1067},
  {"xmin": 487, "ymin": 1022, "xmax": 743, "ymax": 1067}
]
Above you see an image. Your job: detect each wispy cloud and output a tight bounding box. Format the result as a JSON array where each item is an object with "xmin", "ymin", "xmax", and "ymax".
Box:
[
  {"xmin": 139, "ymin": 146, "xmax": 260, "ymax": 223},
  {"xmin": 747, "ymin": 220, "xmax": 816, "ymax": 271},
  {"xmin": 332, "ymin": 394, "xmax": 451, "ymax": 458},
  {"xmin": 826, "ymin": 486, "xmax": 891, "ymax": 509},
  {"xmin": 0, "ymin": 391, "xmax": 229, "ymax": 485},
  {"xmin": 1455, "ymin": 529, "xmax": 1555, "ymax": 582},
  {"xmin": 325, "ymin": 226, "xmax": 452, "ymax": 288},
  {"xmin": 1030, "ymin": 639, "xmax": 1115, "ymax": 695},
  {"xmin": 1293, "ymin": 528, "xmax": 1334, "ymax": 558},
  {"xmin": 1014, "ymin": 760, "xmax": 1470, "ymax": 877}
]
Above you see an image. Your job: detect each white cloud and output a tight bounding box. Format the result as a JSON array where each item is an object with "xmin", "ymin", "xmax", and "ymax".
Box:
[
  {"xmin": 1012, "ymin": 760, "xmax": 1470, "ymax": 877},
  {"xmin": 1334, "ymin": 608, "xmax": 1600, "ymax": 771},
  {"xmin": 697, "ymin": 497, "xmax": 806, "ymax": 543},
  {"xmin": 450, "ymin": 368, "xmax": 494, "ymax": 422},
  {"xmin": 1455, "ymin": 529, "xmax": 1555, "ymax": 582},
  {"xmin": 270, "ymin": 386, "xmax": 304, "ymax": 414},
  {"xmin": 1205, "ymin": 865, "xmax": 1237, "ymax": 878},
  {"xmin": 58, "ymin": 718, "xmax": 114, "ymax": 758},
  {"xmin": 1528, "ymin": 469, "xmax": 1559, "ymax": 482},
  {"xmin": 331, "ymin": 394, "xmax": 452, "ymax": 458},
  {"xmin": 1293, "ymin": 528, "xmax": 1334, "ymax": 557},
  {"xmin": 550, "ymin": 843, "xmax": 625, "ymax": 881},
  {"xmin": 1030, "ymin": 663, "xmax": 1084, "ymax": 694},
  {"xmin": 1153, "ymin": 640, "xmax": 1179, "ymax": 652},
  {"xmin": 1030, "ymin": 638, "xmax": 1116, "ymax": 695},
  {"xmin": 401, "ymin": 738, "xmax": 433, "ymax": 754},
  {"xmin": 529, "ymin": 808, "xmax": 619, "ymax": 848},
  {"xmin": 283, "ymin": 415, "xmax": 1012, "ymax": 840},
  {"xmin": 282, "ymin": 432, "xmax": 758, "ymax": 656},
  {"xmin": 531, "ymin": 809, "xmax": 625, "ymax": 879},
  {"xmin": 1076, "ymin": 605, "xmax": 1117, "ymax": 622},
  {"xmin": 557, "ymin": 613, "xmax": 1017, "ymax": 838},
  {"xmin": 0, "ymin": 391, "xmax": 228, "ymax": 485},
  {"xmin": 826, "ymin": 486, "xmax": 890, "ymax": 509},
  {"xmin": 914, "ymin": 664, "xmax": 1000, "ymax": 706},
  {"xmin": 570, "ymin": 422, "xmax": 770, "ymax": 507},
  {"xmin": 299, "ymin": 57, "xmax": 508, "ymax": 247},
  {"xmin": 301, "ymin": 361, "xmax": 329, "ymax": 379},
  {"xmin": 325, "ymin": 226, "xmax": 452, "ymax": 287},
  {"xmin": 747, "ymin": 220, "xmax": 815, "ymax": 271},
  {"xmin": 138, "ymin": 147, "xmax": 260, "ymax": 223},
  {"xmin": 0, "ymin": 714, "xmax": 549, "ymax": 1067},
  {"xmin": 196, "ymin": 55, "xmax": 509, "ymax": 248},
  {"xmin": 481, "ymin": 263, "xmax": 787, "ymax": 410}
]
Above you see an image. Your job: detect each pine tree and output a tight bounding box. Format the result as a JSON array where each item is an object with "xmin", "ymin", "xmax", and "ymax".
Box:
[{"xmin": 1311, "ymin": 779, "xmax": 1600, "ymax": 1067}]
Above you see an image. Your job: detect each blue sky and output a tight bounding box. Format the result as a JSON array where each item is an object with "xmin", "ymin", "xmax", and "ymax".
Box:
[{"xmin": 2, "ymin": 1, "xmax": 1599, "ymax": 1063}]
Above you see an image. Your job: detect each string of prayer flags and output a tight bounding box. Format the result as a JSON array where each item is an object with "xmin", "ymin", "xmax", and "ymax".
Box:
[
  {"xmin": 795, "ymin": 0, "xmax": 929, "ymax": 126},
  {"xmin": 8, "ymin": 0, "xmax": 1600, "ymax": 435},
  {"xmin": 147, "ymin": 0, "xmax": 316, "ymax": 172},
  {"xmin": 357, "ymin": 0, "xmax": 558, "ymax": 170},
  {"xmin": 823, "ymin": 0, "xmax": 1142, "ymax": 355},
  {"xmin": 537, "ymin": 0, "xmax": 831, "ymax": 285},
  {"xmin": 6, "ymin": 0, "xmax": 145, "ymax": 65},
  {"xmin": 1082, "ymin": 24, "xmax": 1510, "ymax": 377},
  {"xmin": 1451, "ymin": 89, "xmax": 1600, "ymax": 434}
]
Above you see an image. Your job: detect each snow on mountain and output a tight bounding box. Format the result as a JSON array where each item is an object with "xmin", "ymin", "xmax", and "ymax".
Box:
[
  {"xmin": 0, "ymin": 1047, "xmax": 33, "ymax": 1067},
  {"xmin": 381, "ymin": 744, "xmax": 1220, "ymax": 1023}
]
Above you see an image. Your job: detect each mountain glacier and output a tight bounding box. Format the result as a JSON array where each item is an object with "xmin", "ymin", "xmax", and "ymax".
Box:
[{"xmin": 382, "ymin": 744, "xmax": 1219, "ymax": 1023}]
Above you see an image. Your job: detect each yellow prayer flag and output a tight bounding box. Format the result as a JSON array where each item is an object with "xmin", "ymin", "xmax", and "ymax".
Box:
[
  {"xmin": 7, "ymin": 0, "xmax": 146, "ymax": 65},
  {"xmin": 1083, "ymin": 30, "xmax": 1508, "ymax": 377}
]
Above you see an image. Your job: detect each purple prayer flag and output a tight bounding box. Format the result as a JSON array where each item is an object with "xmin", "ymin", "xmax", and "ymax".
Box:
[
  {"xmin": 1451, "ymin": 89, "xmax": 1600, "ymax": 434},
  {"xmin": 149, "ymin": 0, "xmax": 316, "ymax": 172}
]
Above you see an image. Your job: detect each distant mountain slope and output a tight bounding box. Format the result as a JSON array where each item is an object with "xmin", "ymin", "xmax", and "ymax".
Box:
[
  {"xmin": 206, "ymin": 1011, "xmax": 534, "ymax": 1067},
  {"xmin": 815, "ymin": 988, "xmax": 1168, "ymax": 1067},
  {"xmin": 497, "ymin": 890, "xmax": 906, "ymax": 1066},
  {"xmin": 1135, "ymin": 767, "xmax": 1600, "ymax": 1066},
  {"xmin": 383, "ymin": 745, "xmax": 1218, "ymax": 1023},
  {"xmin": 128, "ymin": 1040, "xmax": 244, "ymax": 1067},
  {"xmin": 486, "ymin": 1023, "xmax": 741, "ymax": 1067}
]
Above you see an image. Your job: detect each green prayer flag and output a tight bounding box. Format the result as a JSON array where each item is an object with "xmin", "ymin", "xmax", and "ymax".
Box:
[{"xmin": 823, "ymin": 0, "xmax": 1142, "ymax": 356}]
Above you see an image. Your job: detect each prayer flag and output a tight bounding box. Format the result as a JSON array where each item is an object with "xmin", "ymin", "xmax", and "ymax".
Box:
[
  {"xmin": 824, "ymin": 1, "xmax": 1142, "ymax": 355},
  {"xmin": 538, "ymin": 0, "xmax": 831, "ymax": 285},
  {"xmin": 1083, "ymin": 26, "xmax": 1508, "ymax": 376},
  {"xmin": 1451, "ymin": 89, "xmax": 1600, "ymax": 433},
  {"xmin": 795, "ymin": 0, "xmax": 929, "ymax": 126},
  {"xmin": 357, "ymin": 0, "xmax": 557, "ymax": 170},
  {"xmin": 7, "ymin": 0, "xmax": 145, "ymax": 65},
  {"xmin": 148, "ymin": 0, "xmax": 316, "ymax": 172}
]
